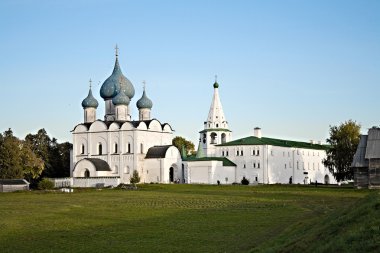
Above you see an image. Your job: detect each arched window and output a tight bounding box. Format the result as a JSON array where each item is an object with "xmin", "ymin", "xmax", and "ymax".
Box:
[
  {"xmin": 114, "ymin": 143, "xmax": 118, "ymax": 154},
  {"xmin": 127, "ymin": 143, "xmax": 131, "ymax": 153},
  {"xmin": 84, "ymin": 169, "xmax": 90, "ymax": 178},
  {"xmin": 98, "ymin": 143, "xmax": 103, "ymax": 155},
  {"xmin": 216, "ymin": 123, "xmax": 219, "ymax": 128},
  {"xmin": 210, "ymin": 132, "xmax": 217, "ymax": 144},
  {"xmin": 221, "ymin": 133, "xmax": 226, "ymax": 144},
  {"xmin": 81, "ymin": 144, "xmax": 85, "ymax": 154}
]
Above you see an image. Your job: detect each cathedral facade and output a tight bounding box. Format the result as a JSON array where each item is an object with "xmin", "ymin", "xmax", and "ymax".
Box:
[{"xmin": 70, "ymin": 49, "xmax": 182, "ymax": 187}]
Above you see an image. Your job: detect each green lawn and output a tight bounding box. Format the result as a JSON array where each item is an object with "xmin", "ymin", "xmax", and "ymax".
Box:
[{"xmin": 0, "ymin": 184, "xmax": 378, "ymax": 253}]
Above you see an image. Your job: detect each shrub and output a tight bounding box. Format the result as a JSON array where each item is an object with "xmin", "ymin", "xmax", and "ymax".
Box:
[
  {"xmin": 241, "ymin": 177, "xmax": 250, "ymax": 185},
  {"xmin": 130, "ymin": 170, "xmax": 141, "ymax": 185},
  {"xmin": 38, "ymin": 178, "xmax": 54, "ymax": 190}
]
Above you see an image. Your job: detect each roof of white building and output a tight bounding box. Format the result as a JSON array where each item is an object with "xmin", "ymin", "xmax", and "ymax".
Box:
[
  {"xmin": 217, "ymin": 136, "xmax": 327, "ymax": 150},
  {"xmin": 0, "ymin": 179, "xmax": 29, "ymax": 185},
  {"xmin": 145, "ymin": 145, "xmax": 173, "ymax": 159},
  {"xmin": 84, "ymin": 158, "xmax": 111, "ymax": 171},
  {"xmin": 185, "ymin": 157, "xmax": 236, "ymax": 166}
]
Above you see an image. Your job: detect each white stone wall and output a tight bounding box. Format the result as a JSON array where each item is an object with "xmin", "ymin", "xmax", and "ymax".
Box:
[
  {"xmin": 72, "ymin": 119, "xmax": 176, "ymax": 186},
  {"xmin": 184, "ymin": 160, "xmax": 236, "ymax": 184},
  {"xmin": 73, "ymin": 177, "xmax": 120, "ymax": 188},
  {"xmin": 215, "ymin": 144, "xmax": 337, "ymax": 185}
]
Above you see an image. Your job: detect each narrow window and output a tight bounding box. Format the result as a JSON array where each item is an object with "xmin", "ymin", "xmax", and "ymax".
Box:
[
  {"xmin": 222, "ymin": 151, "xmax": 225, "ymax": 156},
  {"xmin": 216, "ymin": 123, "xmax": 219, "ymax": 128},
  {"xmin": 257, "ymin": 150, "xmax": 260, "ymax": 156},
  {"xmin": 140, "ymin": 143, "xmax": 144, "ymax": 154},
  {"xmin": 297, "ymin": 161, "xmax": 299, "ymax": 170},
  {"xmin": 236, "ymin": 150, "xmax": 239, "ymax": 156},
  {"xmin": 81, "ymin": 144, "xmax": 85, "ymax": 154},
  {"xmin": 253, "ymin": 162, "xmax": 256, "ymax": 168},
  {"xmin": 98, "ymin": 143, "xmax": 102, "ymax": 155},
  {"xmin": 128, "ymin": 143, "xmax": 131, "ymax": 153},
  {"xmin": 285, "ymin": 163, "xmax": 287, "ymax": 169},
  {"xmin": 240, "ymin": 150, "xmax": 243, "ymax": 156},
  {"xmin": 226, "ymin": 151, "xmax": 229, "ymax": 156},
  {"xmin": 114, "ymin": 143, "xmax": 118, "ymax": 153},
  {"xmin": 243, "ymin": 164, "xmax": 246, "ymax": 168},
  {"xmin": 258, "ymin": 162, "xmax": 260, "ymax": 168}
]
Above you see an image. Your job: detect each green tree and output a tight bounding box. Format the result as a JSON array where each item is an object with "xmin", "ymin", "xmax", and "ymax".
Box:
[
  {"xmin": 25, "ymin": 129, "xmax": 72, "ymax": 178},
  {"xmin": 0, "ymin": 129, "xmax": 23, "ymax": 179},
  {"xmin": 172, "ymin": 136, "xmax": 195, "ymax": 156},
  {"xmin": 20, "ymin": 142, "xmax": 44, "ymax": 182},
  {"xmin": 323, "ymin": 120, "xmax": 361, "ymax": 182},
  {"xmin": 0, "ymin": 129, "xmax": 44, "ymax": 181},
  {"xmin": 130, "ymin": 170, "xmax": 140, "ymax": 186}
]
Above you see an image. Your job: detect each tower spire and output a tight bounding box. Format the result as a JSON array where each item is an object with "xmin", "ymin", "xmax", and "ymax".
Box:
[{"xmin": 89, "ymin": 78, "xmax": 92, "ymax": 89}]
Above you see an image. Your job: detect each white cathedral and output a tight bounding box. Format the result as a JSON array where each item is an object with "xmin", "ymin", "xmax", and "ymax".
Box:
[{"xmin": 69, "ymin": 48, "xmax": 336, "ymax": 187}]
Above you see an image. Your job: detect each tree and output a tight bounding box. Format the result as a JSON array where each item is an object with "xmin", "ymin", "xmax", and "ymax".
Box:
[
  {"xmin": 25, "ymin": 129, "xmax": 72, "ymax": 178},
  {"xmin": 0, "ymin": 129, "xmax": 23, "ymax": 179},
  {"xmin": 323, "ymin": 120, "xmax": 361, "ymax": 182},
  {"xmin": 172, "ymin": 136, "xmax": 195, "ymax": 156},
  {"xmin": 0, "ymin": 129, "xmax": 44, "ymax": 181},
  {"xmin": 130, "ymin": 170, "xmax": 140, "ymax": 186}
]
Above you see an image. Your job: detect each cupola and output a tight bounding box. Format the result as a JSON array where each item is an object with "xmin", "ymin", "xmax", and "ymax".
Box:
[
  {"xmin": 136, "ymin": 82, "xmax": 153, "ymax": 121},
  {"xmin": 82, "ymin": 79, "xmax": 98, "ymax": 123}
]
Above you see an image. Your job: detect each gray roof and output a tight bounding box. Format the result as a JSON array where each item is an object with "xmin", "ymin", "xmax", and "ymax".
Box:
[
  {"xmin": 365, "ymin": 128, "xmax": 380, "ymax": 159},
  {"xmin": 145, "ymin": 145, "xmax": 173, "ymax": 159},
  {"xmin": 352, "ymin": 135, "xmax": 369, "ymax": 167},
  {"xmin": 0, "ymin": 179, "xmax": 29, "ymax": 185},
  {"xmin": 84, "ymin": 158, "xmax": 111, "ymax": 171}
]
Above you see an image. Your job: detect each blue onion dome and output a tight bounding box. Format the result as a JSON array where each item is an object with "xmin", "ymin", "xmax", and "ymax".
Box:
[
  {"xmin": 100, "ymin": 56, "xmax": 135, "ymax": 99},
  {"xmin": 213, "ymin": 81, "xmax": 219, "ymax": 88},
  {"xmin": 82, "ymin": 89, "xmax": 99, "ymax": 108},
  {"xmin": 112, "ymin": 90, "xmax": 130, "ymax": 106},
  {"xmin": 136, "ymin": 89, "xmax": 153, "ymax": 109}
]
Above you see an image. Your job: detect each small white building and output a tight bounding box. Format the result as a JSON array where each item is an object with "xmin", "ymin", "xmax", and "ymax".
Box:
[{"xmin": 0, "ymin": 179, "xmax": 29, "ymax": 192}]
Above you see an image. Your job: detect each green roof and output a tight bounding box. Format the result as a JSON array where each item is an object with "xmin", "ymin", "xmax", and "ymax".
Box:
[
  {"xmin": 199, "ymin": 128, "xmax": 231, "ymax": 133},
  {"xmin": 184, "ymin": 156, "xmax": 236, "ymax": 167},
  {"xmin": 217, "ymin": 136, "xmax": 328, "ymax": 150}
]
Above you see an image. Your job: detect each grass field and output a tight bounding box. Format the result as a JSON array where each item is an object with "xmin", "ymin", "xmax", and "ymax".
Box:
[{"xmin": 0, "ymin": 184, "xmax": 378, "ymax": 253}]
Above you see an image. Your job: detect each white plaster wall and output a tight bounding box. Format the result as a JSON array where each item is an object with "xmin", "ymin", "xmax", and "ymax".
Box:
[{"xmin": 215, "ymin": 144, "xmax": 337, "ymax": 185}]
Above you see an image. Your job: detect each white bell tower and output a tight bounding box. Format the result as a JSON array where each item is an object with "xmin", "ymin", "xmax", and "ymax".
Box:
[{"xmin": 199, "ymin": 76, "xmax": 232, "ymax": 156}]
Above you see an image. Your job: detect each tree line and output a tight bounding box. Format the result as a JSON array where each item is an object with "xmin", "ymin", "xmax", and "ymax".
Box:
[{"xmin": 0, "ymin": 128, "xmax": 72, "ymax": 187}]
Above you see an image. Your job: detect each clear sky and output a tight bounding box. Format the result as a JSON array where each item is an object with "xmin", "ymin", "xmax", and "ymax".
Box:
[{"xmin": 1, "ymin": 0, "xmax": 379, "ymax": 145}]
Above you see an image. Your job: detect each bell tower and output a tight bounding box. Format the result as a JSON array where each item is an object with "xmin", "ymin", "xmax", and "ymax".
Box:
[{"xmin": 199, "ymin": 76, "xmax": 231, "ymax": 156}]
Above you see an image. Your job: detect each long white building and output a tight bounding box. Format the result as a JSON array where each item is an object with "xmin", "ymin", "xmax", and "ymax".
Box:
[{"xmin": 183, "ymin": 80, "xmax": 337, "ymax": 185}]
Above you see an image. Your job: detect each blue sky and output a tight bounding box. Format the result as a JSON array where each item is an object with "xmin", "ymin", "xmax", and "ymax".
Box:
[{"xmin": 1, "ymin": 0, "xmax": 379, "ymax": 144}]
